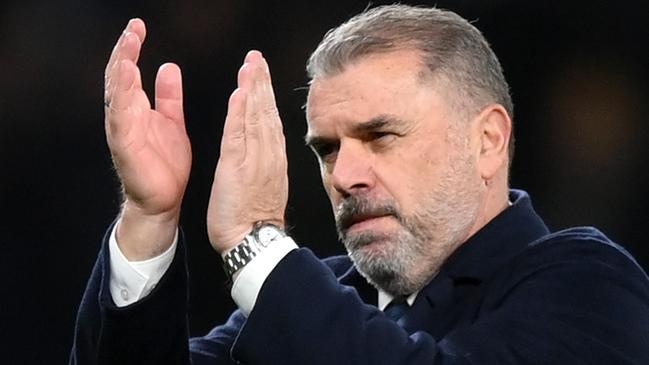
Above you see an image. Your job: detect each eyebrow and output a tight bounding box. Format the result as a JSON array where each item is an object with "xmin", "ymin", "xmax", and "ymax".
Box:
[
  {"xmin": 304, "ymin": 114, "xmax": 409, "ymax": 146},
  {"xmin": 351, "ymin": 114, "xmax": 408, "ymax": 135}
]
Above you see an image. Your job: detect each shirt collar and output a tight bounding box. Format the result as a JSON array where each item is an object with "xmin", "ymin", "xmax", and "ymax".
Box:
[{"xmin": 377, "ymin": 290, "xmax": 418, "ymax": 311}]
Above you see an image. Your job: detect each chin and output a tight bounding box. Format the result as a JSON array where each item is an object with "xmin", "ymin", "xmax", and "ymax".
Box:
[
  {"xmin": 350, "ymin": 252, "xmax": 418, "ymax": 296},
  {"xmin": 344, "ymin": 227, "xmax": 436, "ymax": 295}
]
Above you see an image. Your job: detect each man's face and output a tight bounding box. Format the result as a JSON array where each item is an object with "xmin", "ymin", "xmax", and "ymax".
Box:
[{"xmin": 306, "ymin": 50, "xmax": 486, "ymax": 295}]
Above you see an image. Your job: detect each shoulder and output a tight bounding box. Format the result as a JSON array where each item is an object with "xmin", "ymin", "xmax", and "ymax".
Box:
[
  {"xmin": 477, "ymin": 227, "xmax": 649, "ymax": 363},
  {"xmin": 504, "ymin": 226, "xmax": 649, "ymax": 292},
  {"xmin": 534, "ymin": 226, "xmax": 625, "ymax": 251},
  {"xmin": 528, "ymin": 226, "xmax": 643, "ymax": 270},
  {"xmin": 321, "ymin": 254, "xmax": 354, "ymax": 277}
]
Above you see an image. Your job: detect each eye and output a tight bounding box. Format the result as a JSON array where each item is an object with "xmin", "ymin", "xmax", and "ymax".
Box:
[
  {"xmin": 310, "ymin": 141, "xmax": 339, "ymax": 163},
  {"xmin": 368, "ymin": 131, "xmax": 397, "ymax": 146},
  {"xmin": 369, "ymin": 131, "xmax": 391, "ymax": 139}
]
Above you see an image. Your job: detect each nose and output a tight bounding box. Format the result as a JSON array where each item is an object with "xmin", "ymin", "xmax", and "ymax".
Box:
[{"xmin": 330, "ymin": 141, "xmax": 375, "ymax": 197}]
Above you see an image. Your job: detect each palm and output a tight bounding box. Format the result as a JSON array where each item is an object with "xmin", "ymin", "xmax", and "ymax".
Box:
[{"xmin": 109, "ymin": 99, "xmax": 191, "ymax": 214}]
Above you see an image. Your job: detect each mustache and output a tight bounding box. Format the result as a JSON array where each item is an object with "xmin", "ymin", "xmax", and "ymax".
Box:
[{"xmin": 335, "ymin": 195, "xmax": 400, "ymax": 235}]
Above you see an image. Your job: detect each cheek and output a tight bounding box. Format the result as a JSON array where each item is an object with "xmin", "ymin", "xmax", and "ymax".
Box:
[
  {"xmin": 381, "ymin": 145, "xmax": 445, "ymax": 212},
  {"xmin": 320, "ymin": 168, "xmax": 339, "ymax": 205},
  {"xmin": 373, "ymin": 157, "xmax": 419, "ymax": 211}
]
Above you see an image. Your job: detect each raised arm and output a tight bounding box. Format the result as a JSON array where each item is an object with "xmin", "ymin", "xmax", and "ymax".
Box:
[{"xmin": 70, "ymin": 19, "xmax": 195, "ymax": 365}]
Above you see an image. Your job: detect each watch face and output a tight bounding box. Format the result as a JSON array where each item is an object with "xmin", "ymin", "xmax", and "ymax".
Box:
[{"xmin": 256, "ymin": 225, "xmax": 284, "ymax": 247}]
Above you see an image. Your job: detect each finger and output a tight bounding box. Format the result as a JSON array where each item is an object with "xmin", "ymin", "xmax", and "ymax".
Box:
[
  {"xmin": 109, "ymin": 59, "xmax": 138, "ymax": 112},
  {"xmin": 238, "ymin": 52, "xmax": 257, "ymax": 89},
  {"xmin": 237, "ymin": 54, "xmax": 259, "ymax": 142},
  {"xmin": 104, "ymin": 18, "xmax": 146, "ymax": 103},
  {"xmin": 105, "ymin": 60, "xmax": 138, "ymax": 142},
  {"xmin": 243, "ymin": 60, "xmax": 264, "ymax": 144},
  {"xmin": 225, "ymin": 62, "xmax": 252, "ymax": 139},
  {"xmin": 244, "ymin": 49, "xmax": 262, "ymax": 64},
  {"xmin": 218, "ymin": 61, "xmax": 253, "ymax": 164},
  {"xmin": 258, "ymin": 56, "xmax": 285, "ymax": 143},
  {"xmin": 254, "ymin": 56, "xmax": 287, "ymax": 178},
  {"xmin": 155, "ymin": 63, "xmax": 184, "ymax": 123},
  {"xmin": 220, "ymin": 88, "xmax": 247, "ymax": 160},
  {"xmin": 236, "ymin": 53, "xmax": 265, "ymax": 167},
  {"xmin": 105, "ymin": 31, "xmax": 143, "ymax": 105},
  {"xmin": 257, "ymin": 57, "xmax": 277, "ymax": 110},
  {"xmin": 128, "ymin": 18, "xmax": 147, "ymax": 56},
  {"xmin": 238, "ymin": 60, "xmax": 258, "ymax": 163},
  {"xmin": 249, "ymin": 54, "xmax": 285, "ymax": 162},
  {"xmin": 105, "ymin": 18, "xmax": 146, "ymax": 76},
  {"xmin": 132, "ymin": 62, "xmax": 143, "ymax": 89}
]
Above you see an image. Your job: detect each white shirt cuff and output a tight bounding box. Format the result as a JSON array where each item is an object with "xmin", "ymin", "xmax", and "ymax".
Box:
[
  {"xmin": 108, "ymin": 222, "xmax": 177, "ymax": 307},
  {"xmin": 231, "ymin": 236, "xmax": 298, "ymax": 317}
]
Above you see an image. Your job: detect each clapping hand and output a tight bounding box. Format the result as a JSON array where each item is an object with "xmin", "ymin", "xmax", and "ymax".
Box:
[
  {"xmin": 207, "ymin": 51, "xmax": 289, "ymax": 255},
  {"xmin": 104, "ymin": 19, "xmax": 191, "ymax": 260}
]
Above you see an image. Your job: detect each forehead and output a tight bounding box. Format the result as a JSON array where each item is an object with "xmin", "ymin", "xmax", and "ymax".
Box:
[{"xmin": 305, "ymin": 50, "xmax": 449, "ymax": 134}]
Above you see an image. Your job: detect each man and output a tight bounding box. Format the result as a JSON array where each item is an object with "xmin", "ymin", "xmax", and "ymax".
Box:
[{"xmin": 71, "ymin": 5, "xmax": 649, "ymax": 364}]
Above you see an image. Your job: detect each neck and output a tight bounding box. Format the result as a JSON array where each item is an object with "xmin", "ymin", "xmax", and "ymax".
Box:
[{"xmin": 465, "ymin": 173, "xmax": 510, "ymax": 242}]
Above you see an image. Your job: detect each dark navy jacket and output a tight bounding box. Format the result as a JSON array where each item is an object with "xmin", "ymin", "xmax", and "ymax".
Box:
[{"xmin": 70, "ymin": 190, "xmax": 649, "ymax": 364}]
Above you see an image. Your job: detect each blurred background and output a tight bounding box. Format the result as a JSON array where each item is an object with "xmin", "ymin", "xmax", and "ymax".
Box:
[{"xmin": 1, "ymin": 0, "xmax": 647, "ymax": 363}]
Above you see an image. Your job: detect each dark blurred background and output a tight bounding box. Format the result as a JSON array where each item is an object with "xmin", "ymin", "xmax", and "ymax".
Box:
[{"xmin": 1, "ymin": 0, "xmax": 647, "ymax": 363}]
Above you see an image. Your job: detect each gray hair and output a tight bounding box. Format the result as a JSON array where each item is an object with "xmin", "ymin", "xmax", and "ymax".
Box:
[{"xmin": 307, "ymin": 4, "xmax": 514, "ymax": 159}]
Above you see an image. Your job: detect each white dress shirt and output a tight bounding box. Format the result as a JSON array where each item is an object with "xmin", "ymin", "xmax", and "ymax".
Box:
[{"xmin": 108, "ymin": 221, "xmax": 297, "ymax": 315}]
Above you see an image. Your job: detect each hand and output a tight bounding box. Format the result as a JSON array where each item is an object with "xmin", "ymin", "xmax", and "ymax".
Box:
[
  {"xmin": 104, "ymin": 19, "xmax": 191, "ymax": 260},
  {"xmin": 207, "ymin": 51, "xmax": 288, "ymax": 255}
]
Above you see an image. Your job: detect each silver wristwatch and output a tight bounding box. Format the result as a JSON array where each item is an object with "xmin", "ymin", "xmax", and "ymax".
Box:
[{"xmin": 222, "ymin": 222, "xmax": 286, "ymax": 278}]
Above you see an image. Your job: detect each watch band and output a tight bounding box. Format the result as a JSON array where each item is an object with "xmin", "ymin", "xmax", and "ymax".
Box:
[
  {"xmin": 222, "ymin": 236, "xmax": 260, "ymax": 278},
  {"xmin": 222, "ymin": 222, "xmax": 286, "ymax": 279}
]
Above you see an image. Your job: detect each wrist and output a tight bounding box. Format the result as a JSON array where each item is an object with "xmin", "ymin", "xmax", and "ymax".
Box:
[
  {"xmin": 211, "ymin": 218, "xmax": 285, "ymax": 257},
  {"xmin": 117, "ymin": 201, "xmax": 180, "ymax": 261}
]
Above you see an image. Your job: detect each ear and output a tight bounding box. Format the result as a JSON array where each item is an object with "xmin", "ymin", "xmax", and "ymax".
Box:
[{"xmin": 474, "ymin": 104, "xmax": 512, "ymax": 181}]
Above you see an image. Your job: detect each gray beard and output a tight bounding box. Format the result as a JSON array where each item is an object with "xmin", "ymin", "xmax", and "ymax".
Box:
[
  {"xmin": 339, "ymin": 206, "xmax": 474, "ymax": 296},
  {"xmin": 336, "ymin": 179, "xmax": 480, "ymax": 296},
  {"xmin": 342, "ymin": 225, "xmax": 431, "ymax": 296}
]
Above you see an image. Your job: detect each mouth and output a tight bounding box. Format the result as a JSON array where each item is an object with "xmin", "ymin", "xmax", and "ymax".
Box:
[
  {"xmin": 335, "ymin": 197, "xmax": 400, "ymax": 237},
  {"xmin": 342, "ymin": 214, "xmax": 393, "ymax": 233}
]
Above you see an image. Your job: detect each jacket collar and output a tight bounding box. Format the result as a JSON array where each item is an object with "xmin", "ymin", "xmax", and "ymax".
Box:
[{"xmin": 439, "ymin": 189, "xmax": 549, "ymax": 282}]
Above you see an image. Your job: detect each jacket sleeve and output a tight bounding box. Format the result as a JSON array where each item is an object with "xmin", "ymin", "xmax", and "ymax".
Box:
[
  {"xmin": 231, "ymin": 249, "xmax": 449, "ymax": 364},
  {"xmin": 68, "ymin": 224, "xmax": 241, "ymax": 365}
]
